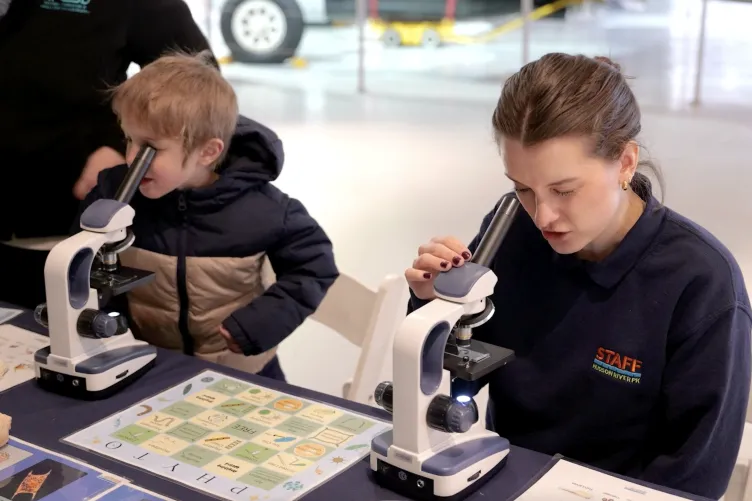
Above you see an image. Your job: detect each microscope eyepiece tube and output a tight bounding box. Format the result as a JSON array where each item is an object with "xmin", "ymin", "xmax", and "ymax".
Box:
[
  {"xmin": 470, "ymin": 194, "xmax": 521, "ymax": 268},
  {"xmin": 114, "ymin": 145, "xmax": 157, "ymax": 204}
]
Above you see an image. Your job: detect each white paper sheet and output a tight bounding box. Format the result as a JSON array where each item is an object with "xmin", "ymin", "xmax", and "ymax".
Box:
[
  {"xmin": 0, "ymin": 324, "xmax": 49, "ymax": 392},
  {"xmin": 515, "ymin": 459, "xmax": 692, "ymax": 501},
  {"xmin": 0, "ymin": 308, "xmax": 22, "ymax": 325}
]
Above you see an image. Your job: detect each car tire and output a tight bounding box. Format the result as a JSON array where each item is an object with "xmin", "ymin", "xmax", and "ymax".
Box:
[{"xmin": 220, "ymin": 0, "xmax": 305, "ymax": 64}]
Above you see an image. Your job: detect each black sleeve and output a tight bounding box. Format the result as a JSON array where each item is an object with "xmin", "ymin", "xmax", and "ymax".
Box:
[
  {"xmin": 127, "ymin": 0, "xmax": 216, "ymax": 68},
  {"xmin": 406, "ymin": 194, "xmax": 518, "ymax": 399},
  {"xmin": 223, "ymin": 198, "xmax": 340, "ymax": 355},
  {"xmin": 97, "ymin": 115, "xmax": 128, "ymax": 158}
]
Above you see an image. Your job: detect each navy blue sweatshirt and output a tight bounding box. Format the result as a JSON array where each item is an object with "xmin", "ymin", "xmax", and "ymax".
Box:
[
  {"xmin": 411, "ymin": 186, "xmax": 751, "ymax": 499},
  {"xmin": 79, "ymin": 116, "xmax": 339, "ymax": 359}
]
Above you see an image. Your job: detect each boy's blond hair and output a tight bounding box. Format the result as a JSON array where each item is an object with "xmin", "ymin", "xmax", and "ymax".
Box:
[{"xmin": 111, "ymin": 50, "xmax": 238, "ymax": 166}]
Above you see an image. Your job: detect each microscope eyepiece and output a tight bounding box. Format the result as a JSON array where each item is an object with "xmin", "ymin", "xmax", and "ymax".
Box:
[
  {"xmin": 114, "ymin": 145, "xmax": 157, "ymax": 205},
  {"xmin": 470, "ymin": 194, "xmax": 520, "ymax": 268}
]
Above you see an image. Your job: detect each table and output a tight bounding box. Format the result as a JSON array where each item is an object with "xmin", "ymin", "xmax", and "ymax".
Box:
[{"xmin": 0, "ymin": 305, "xmax": 713, "ymax": 501}]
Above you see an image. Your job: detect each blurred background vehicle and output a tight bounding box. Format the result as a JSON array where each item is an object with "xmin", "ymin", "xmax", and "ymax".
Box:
[{"xmin": 219, "ymin": 0, "xmax": 588, "ymax": 63}]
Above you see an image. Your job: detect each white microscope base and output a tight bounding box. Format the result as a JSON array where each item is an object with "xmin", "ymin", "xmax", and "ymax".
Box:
[
  {"xmin": 33, "ymin": 341, "xmax": 156, "ymax": 400},
  {"xmin": 370, "ymin": 431, "xmax": 510, "ymax": 500}
]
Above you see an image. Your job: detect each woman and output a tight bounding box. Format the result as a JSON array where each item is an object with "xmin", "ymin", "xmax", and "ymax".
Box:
[
  {"xmin": 406, "ymin": 53, "xmax": 751, "ymax": 499},
  {"xmin": 0, "ymin": 0, "xmax": 215, "ymax": 309}
]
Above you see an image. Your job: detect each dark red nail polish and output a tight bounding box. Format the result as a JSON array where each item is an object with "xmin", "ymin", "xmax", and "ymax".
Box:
[
  {"xmin": 462, "ymin": 251, "xmax": 471, "ymax": 260},
  {"xmin": 440, "ymin": 261, "xmax": 449, "ymax": 269},
  {"xmin": 423, "ymin": 272, "xmax": 432, "ymax": 279},
  {"xmin": 452, "ymin": 256, "xmax": 461, "ymax": 265}
]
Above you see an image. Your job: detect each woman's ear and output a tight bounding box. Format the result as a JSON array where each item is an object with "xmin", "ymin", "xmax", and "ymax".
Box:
[
  {"xmin": 620, "ymin": 140, "xmax": 640, "ymax": 180},
  {"xmin": 199, "ymin": 138, "xmax": 225, "ymax": 167}
]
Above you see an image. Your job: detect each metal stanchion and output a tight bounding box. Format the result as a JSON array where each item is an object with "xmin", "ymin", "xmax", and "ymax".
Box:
[
  {"xmin": 521, "ymin": 0, "xmax": 533, "ymax": 65},
  {"xmin": 581, "ymin": 0, "xmax": 596, "ymax": 19},
  {"xmin": 205, "ymin": 0, "xmax": 213, "ymax": 45},
  {"xmin": 691, "ymin": 0, "xmax": 709, "ymax": 107},
  {"xmin": 356, "ymin": 0, "xmax": 367, "ymax": 93}
]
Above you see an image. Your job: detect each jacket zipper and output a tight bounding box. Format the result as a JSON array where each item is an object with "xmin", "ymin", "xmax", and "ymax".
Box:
[{"xmin": 176, "ymin": 193, "xmax": 194, "ymax": 355}]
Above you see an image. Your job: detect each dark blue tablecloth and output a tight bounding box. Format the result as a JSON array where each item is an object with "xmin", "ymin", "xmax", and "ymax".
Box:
[
  {"xmin": 0, "ymin": 307, "xmax": 553, "ymax": 500},
  {"xmin": 0, "ymin": 306, "xmax": 713, "ymax": 501}
]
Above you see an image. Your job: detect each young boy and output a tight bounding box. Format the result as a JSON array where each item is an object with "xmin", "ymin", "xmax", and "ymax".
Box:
[{"xmin": 77, "ymin": 51, "xmax": 339, "ymax": 380}]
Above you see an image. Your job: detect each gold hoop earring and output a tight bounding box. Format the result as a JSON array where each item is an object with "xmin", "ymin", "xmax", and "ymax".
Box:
[{"xmin": 621, "ymin": 180, "xmax": 630, "ymax": 191}]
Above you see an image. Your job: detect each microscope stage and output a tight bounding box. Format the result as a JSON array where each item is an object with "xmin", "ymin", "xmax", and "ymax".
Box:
[
  {"xmin": 443, "ymin": 339, "xmax": 515, "ymax": 382},
  {"xmin": 90, "ymin": 265, "xmax": 154, "ymax": 297}
]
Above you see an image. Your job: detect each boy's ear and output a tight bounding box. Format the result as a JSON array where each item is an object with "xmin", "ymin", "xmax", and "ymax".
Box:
[{"xmin": 198, "ymin": 138, "xmax": 225, "ymax": 167}]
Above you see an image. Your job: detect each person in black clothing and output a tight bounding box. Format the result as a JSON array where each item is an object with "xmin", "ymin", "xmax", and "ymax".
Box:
[
  {"xmin": 0, "ymin": 0, "xmax": 214, "ymax": 309},
  {"xmin": 405, "ymin": 53, "xmax": 751, "ymax": 499}
]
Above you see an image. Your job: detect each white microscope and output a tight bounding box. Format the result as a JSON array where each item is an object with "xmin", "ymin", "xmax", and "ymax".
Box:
[
  {"xmin": 371, "ymin": 194, "xmax": 521, "ymax": 501},
  {"xmin": 33, "ymin": 145, "xmax": 159, "ymax": 400}
]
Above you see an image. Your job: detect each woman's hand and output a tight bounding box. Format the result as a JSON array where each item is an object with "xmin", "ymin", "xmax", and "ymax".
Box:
[{"xmin": 405, "ymin": 236, "xmax": 472, "ymax": 300}]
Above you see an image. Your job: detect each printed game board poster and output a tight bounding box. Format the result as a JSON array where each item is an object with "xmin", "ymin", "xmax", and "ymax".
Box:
[
  {"xmin": 64, "ymin": 369, "xmax": 392, "ymax": 501},
  {"xmin": 0, "ymin": 436, "xmax": 125, "ymax": 500}
]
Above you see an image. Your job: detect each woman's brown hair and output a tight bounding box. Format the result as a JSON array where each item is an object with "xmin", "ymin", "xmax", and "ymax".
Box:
[{"xmin": 492, "ymin": 53, "xmax": 664, "ymax": 200}]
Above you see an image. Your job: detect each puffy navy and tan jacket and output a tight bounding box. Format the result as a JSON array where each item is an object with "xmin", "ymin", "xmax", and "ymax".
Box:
[{"xmin": 78, "ymin": 116, "xmax": 339, "ymax": 373}]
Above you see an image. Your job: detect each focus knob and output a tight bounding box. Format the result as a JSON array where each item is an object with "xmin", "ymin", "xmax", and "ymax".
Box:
[
  {"xmin": 34, "ymin": 303, "xmax": 49, "ymax": 328},
  {"xmin": 374, "ymin": 382, "xmax": 394, "ymax": 413},
  {"xmin": 77, "ymin": 309, "xmax": 118, "ymax": 339},
  {"xmin": 426, "ymin": 394, "xmax": 478, "ymax": 434}
]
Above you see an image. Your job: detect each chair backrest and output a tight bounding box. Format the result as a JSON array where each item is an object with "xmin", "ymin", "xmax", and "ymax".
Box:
[
  {"xmin": 311, "ymin": 272, "xmax": 410, "ymax": 405},
  {"xmin": 262, "ymin": 255, "xmax": 410, "ymax": 406}
]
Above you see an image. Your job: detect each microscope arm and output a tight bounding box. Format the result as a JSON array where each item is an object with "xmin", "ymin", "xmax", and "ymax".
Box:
[
  {"xmin": 391, "ymin": 299, "xmax": 485, "ymax": 452},
  {"xmin": 433, "ymin": 193, "xmax": 520, "ymax": 304},
  {"xmin": 37, "ymin": 145, "xmax": 157, "ymax": 359},
  {"xmin": 33, "ymin": 145, "xmax": 159, "ymax": 400},
  {"xmin": 98, "ymin": 145, "xmax": 156, "ymax": 271},
  {"xmin": 387, "ymin": 194, "xmax": 521, "ymax": 454},
  {"xmin": 43, "ymin": 201, "xmax": 138, "ymax": 360}
]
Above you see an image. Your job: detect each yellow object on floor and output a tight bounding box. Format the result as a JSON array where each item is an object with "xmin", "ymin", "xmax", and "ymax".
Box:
[
  {"xmin": 369, "ymin": 18, "xmax": 455, "ymax": 47},
  {"xmin": 289, "ymin": 57, "xmax": 309, "ymax": 68},
  {"xmin": 370, "ymin": 0, "xmax": 587, "ymax": 47}
]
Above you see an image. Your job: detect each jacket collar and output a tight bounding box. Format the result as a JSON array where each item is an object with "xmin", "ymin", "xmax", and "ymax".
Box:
[{"xmin": 553, "ymin": 190, "xmax": 666, "ymax": 289}]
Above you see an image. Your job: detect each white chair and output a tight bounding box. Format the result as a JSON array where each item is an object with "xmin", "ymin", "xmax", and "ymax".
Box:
[
  {"xmin": 310, "ymin": 272, "xmax": 410, "ymax": 406},
  {"xmin": 261, "ymin": 257, "xmax": 410, "ymax": 407}
]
